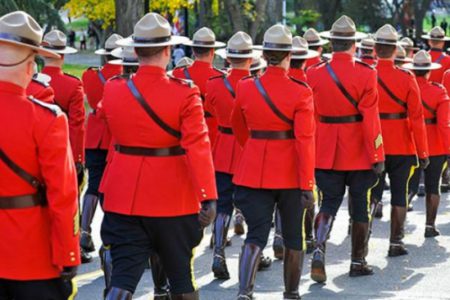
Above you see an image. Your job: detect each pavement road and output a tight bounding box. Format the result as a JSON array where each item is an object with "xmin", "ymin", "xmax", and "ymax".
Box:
[{"xmin": 75, "ymin": 190, "xmax": 450, "ymax": 300}]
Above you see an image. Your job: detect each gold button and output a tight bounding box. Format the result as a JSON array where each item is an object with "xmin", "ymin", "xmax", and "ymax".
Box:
[
  {"xmin": 70, "ymin": 252, "xmax": 75, "ymax": 256},
  {"xmin": 71, "ymin": 257, "xmax": 76, "ymax": 262},
  {"xmin": 202, "ymin": 194, "xmax": 207, "ymax": 198},
  {"xmin": 201, "ymin": 189, "xmax": 205, "ymax": 192}
]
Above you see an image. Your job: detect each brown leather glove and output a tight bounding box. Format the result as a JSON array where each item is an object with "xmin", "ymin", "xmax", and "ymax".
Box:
[
  {"xmin": 372, "ymin": 162, "xmax": 385, "ymax": 176},
  {"xmin": 300, "ymin": 190, "xmax": 315, "ymax": 210},
  {"xmin": 60, "ymin": 266, "xmax": 77, "ymax": 281},
  {"xmin": 198, "ymin": 200, "xmax": 217, "ymax": 228}
]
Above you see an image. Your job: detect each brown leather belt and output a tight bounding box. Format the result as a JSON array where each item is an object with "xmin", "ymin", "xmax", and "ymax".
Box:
[
  {"xmin": 250, "ymin": 130, "xmax": 294, "ymax": 140},
  {"xmin": 115, "ymin": 145, "xmax": 186, "ymax": 156},
  {"xmin": 218, "ymin": 126, "xmax": 233, "ymax": 134},
  {"xmin": 0, "ymin": 194, "xmax": 46, "ymax": 209},
  {"xmin": 319, "ymin": 114, "xmax": 363, "ymax": 124},
  {"xmin": 379, "ymin": 112, "xmax": 408, "ymax": 120},
  {"xmin": 425, "ymin": 118, "xmax": 437, "ymax": 125}
]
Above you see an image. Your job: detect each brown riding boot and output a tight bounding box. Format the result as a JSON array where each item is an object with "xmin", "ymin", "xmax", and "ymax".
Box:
[
  {"xmin": 80, "ymin": 194, "xmax": 99, "ymax": 252},
  {"xmin": 237, "ymin": 243, "xmax": 261, "ymax": 299},
  {"xmin": 272, "ymin": 208, "xmax": 284, "ymax": 260},
  {"xmin": 170, "ymin": 291, "xmax": 199, "ymax": 300},
  {"xmin": 350, "ymin": 222, "xmax": 373, "ymax": 277},
  {"xmin": 212, "ymin": 213, "xmax": 231, "ymax": 279},
  {"xmin": 310, "ymin": 212, "xmax": 334, "ymax": 283},
  {"xmin": 425, "ymin": 194, "xmax": 441, "ymax": 238},
  {"xmin": 105, "ymin": 287, "xmax": 132, "ymax": 300},
  {"xmin": 304, "ymin": 206, "xmax": 315, "ymax": 254},
  {"xmin": 100, "ymin": 245, "xmax": 113, "ymax": 299},
  {"xmin": 150, "ymin": 253, "xmax": 171, "ymax": 299},
  {"xmin": 388, "ymin": 205, "xmax": 408, "ymax": 257},
  {"xmin": 283, "ymin": 248, "xmax": 304, "ymax": 299}
]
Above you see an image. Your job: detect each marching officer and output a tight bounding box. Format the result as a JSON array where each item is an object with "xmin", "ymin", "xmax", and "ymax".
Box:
[
  {"xmin": 80, "ymin": 33, "xmax": 123, "ymax": 257},
  {"xmin": 307, "ymin": 15, "xmax": 384, "ymax": 282},
  {"xmin": 399, "ymin": 37, "xmax": 419, "ymax": 58},
  {"xmin": 0, "ymin": 11, "xmax": 79, "ymax": 298},
  {"xmin": 422, "ymin": 26, "xmax": 450, "ymax": 82},
  {"xmin": 303, "ymin": 28, "xmax": 328, "ymax": 68},
  {"xmin": 357, "ymin": 37, "xmax": 377, "ymax": 66},
  {"xmin": 231, "ymin": 24, "xmax": 316, "ymax": 300},
  {"xmin": 394, "ymin": 45, "xmax": 412, "ymax": 66},
  {"xmin": 403, "ymin": 50, "xmax": 450, "ymax": 238},
  {"xmin": 27, "ymin": 72, "xmax": 54, "ymax": 103},
  {"xmin": 371, "ymin": 24, "xmax": 429, "ymax": 257},
  {"xmin": 100, "ymin": 13, "xmax": 217, "ymax": 300},
  {"xmin": 173, "ymin": 27, "xmax": 225, "ymax": 146}
]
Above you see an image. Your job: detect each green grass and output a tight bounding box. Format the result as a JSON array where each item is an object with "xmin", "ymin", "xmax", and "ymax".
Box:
[
  {"xmin": 66, "ymin": 18, "xmax": 89, "ymax": 31},
  {"xmin": 63, "ymin": 64, "xmax": 85, "ymax": 78},
  {"xmin": 423, "ymin": 14, "xmax": 449, "ymax": 33}
]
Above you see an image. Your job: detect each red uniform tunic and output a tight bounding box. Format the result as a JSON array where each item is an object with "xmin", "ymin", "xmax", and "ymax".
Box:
[
  {"xmin": 173, "ymin": 60, "xmax": 224, "ymax": 146},
  {"xmin": 288, "ymin": 68, "xmax": 307, "ymax": 82},
  {"xmin": 42, "ymin": 66, "xmax": 86, "ymax": 163},
  {"xmin": 416, "ymin": 77, "xmax": 450, "ymax": 156},
  {"xmin": 100, "ymin": 66, "xmax": 217, "ymax": 217},
  {"xmin": 360, "ymin": 55, "xmax": 377, "ymax": 67},
  {"xmin": 305, "ymin": 56, "xmax": 322, "ymax": 69},
  {"xmin": 429, "ymin": 49, "xmax": 450, "ymax": 83},
  {"xmin": 0, "ymin": 81, "xmax": 80, "ymax": 280},
  {"xmin": 307, "ymin": 52, "xmax": 385, "ymax": 170},
  {"xmin": 231, "ymin": 66, "xmax": 315, "ymax": 190},
  {"xmin": 82, "ymin": 64, "xmax": 123, "ymax": 150},
  {"xmin": 26, "ymin": 78, "xmax": 55, "ymax": 104},
  {"xmin": 376, "ymin": 60, "xmax": 429, "ymax": 158},
  {"xmin": 204, "ymin": 69, "xmax": 249, "ymax": 174}
]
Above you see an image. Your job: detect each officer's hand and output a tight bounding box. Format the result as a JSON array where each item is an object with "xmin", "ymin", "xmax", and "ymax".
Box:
[
  {"xmin": 300, "ymin": 190, "xmax": 315, "ymax": 209},
  {"xmin": 419, "ymin": 157, "xmax": 430, "ymax": 169},
  {"xmin": 60, "ymin": 266, "xmax": 77, "ymax": 281},
  {"xmin": 372, "ymin": 162, "xmax": 385, "ymax": 175},
  {"xmin": 198, "ymin": 200, "xmax": 217, "ymax": 228},
  {"xmin": 75, "ymin": 162, "xmax": 85, "ymax": 175}
]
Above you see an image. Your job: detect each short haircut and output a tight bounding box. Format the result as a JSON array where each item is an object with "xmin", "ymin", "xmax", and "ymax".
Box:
[
  {"xmin": 135, "ymin": 46, "xmax": 166, "ymax": 59},
  {"xmin": 414, "ymin": 70, "xmax": 430, "ymax": 77},
  {"xmin": 192, "ymin": 47, "xmax": 212, "ymax": 58},
  {"xmin": 331, "ymin": 39, "xmax": 354, "ymax": 52},
  {"xmin": 228, "ymin": 57, "xmax": 248, "ymax": 65},
  {"xmin": 263, "ymin": 50, "xmax": 289, "ymax": 66},
  {"xmin": 309, "ymin": 45, "xmax": 321, "ymax": 51},
  {"xmin": 290, "ymin": 59, "xmax": 306, "ymax": 69},
  {"xmin": 360, "ymin": 48, "xmax": 373, "ymax": 55},
  {"xmin": 105, "ymin": 54, "xmax": 115, "ymax": 62},
  {"xmin": 374, "ymin": 44, "xmax": 396, "ymax": 59}
]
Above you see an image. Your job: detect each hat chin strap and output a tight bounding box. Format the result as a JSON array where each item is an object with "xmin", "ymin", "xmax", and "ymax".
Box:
[{"xmin": 0, "ymin": 51, "xmax": 35, "ymax": 67}]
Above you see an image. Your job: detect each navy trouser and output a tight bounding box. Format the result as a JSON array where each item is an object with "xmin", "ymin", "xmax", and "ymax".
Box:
[
  {"xmin": 316, "ymin": 169, "xmax": 378, "ymax": 223},
  {"xmin": 216, "ymin": 172, "xmax": 235, "ymax": 215},
  {"xmin": 0, "ymin": 278, "xmax": 75, "ymax": 300},
  {"xmin": 85, "ymin": 149, "xmax": 107, "ymax": 196}
]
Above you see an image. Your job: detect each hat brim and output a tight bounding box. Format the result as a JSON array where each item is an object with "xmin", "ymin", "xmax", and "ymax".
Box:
[
  {"xmin": 322, "ymin": 53, "xmax": 332, "ymax": 60},
  {"xmin": 307, "ymin": 39, "xmax": 329, "ymax": 46},
  {"xmin": 253, "ymin": 45, "xmax": 293, "ymax": 52},
  {"xmin": 33, "ymin": 72, "xmax": 52, "ymax": 84},
  {"xmin": 117, "ymin": 35, "xmax": 189, "ymax": 47},
  {"xmin": 421, "ymin": 35, "xmax": 450, "ymax": 41},
  {"xmin": 402, "ymin": 62, "xmax": 442, "ymax": 70},
  {"xmin": 400, "ymin": 42, "xmax": 419, "ymax": 51},
  {"xmin": 215, "ymin": 48, "xmax": 259, "ymax": 59},
  {"xmin": 291, "ymin": 49, "xmax": 320, "ymax": 60},
  {"xmin": 250, "ymin": 59, "xmax": 267, "ymax": 72},
  {"xmin": 0, "ymin": 38, "xmax": 60, "ymax": 58},
  {"xmin": 356, "ymin": 42, "xmax": 375, "ymax": 49},
  {"xmin": 394, "ymin": 57, "xmax": 412, "ymax": 63},
  {"xmin": 373, "ymin": 40, "xmax": 398, "ymax": 46},
  {"xmin": 184, "ymin": 40, "xmax": 226, "ymax": 48},
  {"xmin": 95, "ymin": 48, "xmax": 116, "ymax": 55},
  {"xmin": 42, "ymin": 46, "xmax": 78, "ymax": 54},
  {"xmin": 320, "ymin": 31, "xmax": 367, "ymax": 40},
  {"xmin": 109, "ymin": 59, "xmax": 139, "ymax": 66}
]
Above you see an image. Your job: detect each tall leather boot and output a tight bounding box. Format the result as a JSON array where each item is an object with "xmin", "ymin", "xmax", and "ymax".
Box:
[
  {"xmin": 388, "ymin": 206, "xmax": 408, "ymax": 257},
  {"xmin": 364, "ymin": 197, "xmax": 379, "ymax": 257},
  {"xmin": 237, "ymin": 243, "xmax": 261, "ymax": 300},
  {"xmin": 80, "ymin": 194, "xmax": 99, "ymax": 252},
  {"xmin": 150, "ymin": 253, "xmax": 171, "ymax": 299},
  {"xmin": 425, "ymin": 194, "xmax": 441, "ymax": 237},
  {"xmin": 310, "ymin": 212, "xmax": 334, "ymax": 283},
  {"xmin": 234, "ymin": 209, "xmax": 245, "ymax": 235},
  {"xmin": 170, "ymin": 291, "xmax": 199, "ymax": 300},
  {"xmin": 304, "ymin": 206, "xmax": 315, "ymax": 254},
  {"xmin": 272, "ymin": 208, "xmax": 284, "ymax": 260},
  {"xmin": 283, "ymin": 248, "xmax": 304, "ymax": 299},
  {"xmin": 350, "ymin": 222, "xmax": 373, "ymax": 277},
  {"xmin": 212, "ymin": 213, "xmax": 231, "ymax": 279},
  {"xmin": 100, "ymin": 245, "xmax": 113, "ymax": 299},
  {"xmin": 105, "ymin": 287, "xmax": 132, "ymax": 300}
]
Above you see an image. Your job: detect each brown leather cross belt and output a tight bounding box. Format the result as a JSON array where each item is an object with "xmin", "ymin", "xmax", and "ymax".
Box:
[
  {"xmin": 425, "ymin": 118, "xmax": 437, "ymax": 125},
  {"xmin": 218, "ymin": 126, "xmax": 233, "ymax": 134},
  {"xmin": 379, "ymin": 112, "xmax": 408, "ymax": 120},
  {"xmin": 115, "ymin": 145, "xmax": 186, "ymax": 156},
  {"xmin": 250, "ymin": 130, "xmax": 294, "ymax": 140},
  {"xmin": 319, "ymin": 114, "xmax": 363, "ymax": 124},
  {"xmin": 0, "ymin": 194, "xmax": 46, "ymax": 209}
]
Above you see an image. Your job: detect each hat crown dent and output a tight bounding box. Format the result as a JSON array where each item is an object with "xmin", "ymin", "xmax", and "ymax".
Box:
[
  {"xmin": 430, "ymin": 26, "xmax": 445, "ymax": 37},
  {"xmin": 375, "ymin": 24, "xmax": 398, "ymax": 42},
  {"xmin": 396, "ymin": 45, "xmax": 406, "ymax": 58},
  {"xmin": 292, "ymin": 36, "xmax": 308, "ymax": 50},
  {"xmin": 361, "ymin": 37, "xmax": 375, "ymax": 47},
  {"xmin": 44, "ymin": 29, "xmax": 67, "ymax": 47},
  {"xmin": 134, "ymin": 12, "xmax": 171, "ymax": 39},
  {"xmin": 264, "ymin": 24, "xmax": 292, "ymax": 45},
  {"xmin": 105, "ymin": 33, "xmax": 123, "ymax": 49},
  {"xmin": 0, "ymin": 10, "xmax": 43, "ymax": 44},
  {"xmin": 193, "ymin": 27, "xmax": 216, "ymax": 42},
  {"xmin": 331, "ymin": 15, "xmax": 356, "ymax": 34},
  {"xmin": 304, "ymin": 28, "xmax": 320, "ymax": 41},
  {"xmin": 400, "ymin": 37, "xmax": 413, "ymax": 47},
  {"xmin": 413, "ymin": 50, "xmax": 432, "ymax": 65},
  {"xmin": 227, "ymin": 31, "xmax": 253, "ymax": 51},
  {"xmin": 176, "ymin": 56, "xmax": 194, "ymax": 68}
]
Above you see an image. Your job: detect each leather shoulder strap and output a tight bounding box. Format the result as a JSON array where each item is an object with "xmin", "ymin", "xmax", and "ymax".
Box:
[
  {"xmin": 421, "ymin": 99, "xmax": 436, "ymax": 116},
  {"xmin": 377, "ymin": 77, "xmax": 407, "ymax": 109},
  {"xmin": 183, "ymin": 67, "xmax": 192, "ymax": 80},
  {"xmin": 325, "ymin": 62, "xmax": 359, "ymax": 109},
  {"xmin": 97, "ymin": 70, "xmax": 107, "ymax": 85},
  {"xmin": 222, "ymin": 76, "xmax": 235, "ymax": 98},
  {"xmin": 126, "ymin": 79, "xmax": 181, "ymax": 139},
  {"xmin": 254, "ymin": 78, "xmax": 293, "ymax": 125},
  {"xmin": 0, "ymin": 149, "xmax": 43, "ymax": 189},
  {"xmin": 435, "ymin": 53, "xmax": 445, "ymax": 64}
]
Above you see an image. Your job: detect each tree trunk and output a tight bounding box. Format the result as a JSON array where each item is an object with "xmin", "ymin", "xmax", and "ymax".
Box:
[
  {"xmin": 266, "ymin": 0, "xmax": 282, "ymax": 25},
  {"xmin": 114, "ymin": 0, "xmax": 145, "ymax": 36},
  {"xmin": 249, "ymin": 0, "xmax": 268, "ymax": 41},
  {"xmin": 317, "ymin": 0, "xmax": 342, "ymax": 29},
  {"xmin": 414, "ymin": 0, "xmax": 433, "ymax": 39},
  {"xmin": 225, "ymin": 0, "xmax": 245, "ymax": 32}
]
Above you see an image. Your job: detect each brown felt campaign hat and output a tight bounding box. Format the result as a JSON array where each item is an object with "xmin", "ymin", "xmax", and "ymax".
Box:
[
  {"xmin": 43, "ymin": 30, "xmax": 77, "ymax": 54},
  {"xmin": 250, "ymin": 56, "xmax": 267, "ymax": 72},
  {"xmin": 117, "ymin": 13, "xmax": 189, "ymax": 47},
  {"xmin": 254, "ymin": 24, "xmax": 293, "ymax": 51},
  {"xmin": 357, "ymin": 37, "xmax": 375, "ymax": 49},
  {"xmin": 304, "ymin": 28, "xmax": 329, "ymax": 46},
  {"xmin": 110, "ymin": 46, "xmax": 138, "ymax": 66},
  {"xmin": 215, "ymin": 31, "xmax": 255, "ymax": 58},
  {"xmin": 374, "ymin": 24, "xmax": 398, "ymax": 46},
  {"xmin": 291, "ymin": 36, "xmax": 319, "ymax": 60},
  {"xmin": 402, "ymin": 50, "xmax": 441, "ymax": 70},
  {"xmin": 0, "ymin": 11, "xmax": 59, "ymax": 58},
  {"xmin": 399, "ymin": 37, "xmax": 419, "ymax": 51},
  {"xmin": 95, "ymin": 33, "xmax": 123, "ymax": 55},
  {"xmin": 394, "ymin": 45, "xmax": 412, "ymax": 63},
  {"xmin": 421, "ymin": 26, "xmax": 450, "ymax": 41},
  {"xmin": 321, "ymin": 15, "xmax": 367, "ymax": 40},
  {"xmin": 184, "ymin": 27, "xmax": 225, "ymax": 48}
]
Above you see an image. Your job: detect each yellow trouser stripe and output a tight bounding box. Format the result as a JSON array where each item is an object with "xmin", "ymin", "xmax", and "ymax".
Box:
[
  {"xmin": 406, "ymin": 160, "xmax": 419, "ymax": 206},
  {"xmin": 190, "ymin": 246, "xmax": 198, "ymax": 291},
  {"xmin": 67, "ymin": 279, "xmax": 78, "ymax": 300},
  {"xmin": 301, "ymin": 208, "xmax": 307, "ymax": 250},
  {"xmin": 438, "ymin": 160, "xmax": 449, "ymax": 195},
  {"xmin": 366, "ymin": 178, "xmax": 380, "ymax": 222}
]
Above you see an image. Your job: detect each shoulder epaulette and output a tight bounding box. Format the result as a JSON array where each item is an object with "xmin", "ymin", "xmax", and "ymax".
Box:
[
  {"xmin": 213, "ymin": 67, "xmax": 226, "ymax": 75},
  {"xmin": 63, "ymin": 72, "xmax": 81, "ymax": 81},
  {"xmin": 168, "ymin": 75, "xmax": 194, "ymax": 88},
  {"xmin": 431, "ymin": 82, "xmax": 445, "ymax": 89},
  {"xmin": 306, "ymin": 60, "xmax": 326, "ymax": 71},
  {"xmin": 208, "ymin": 74, "xmax": 225, "ymax": 81},
  {"xmin": 110, "ymin": 74, "xmax": 129, "ymax": 81},
  {"xmin": 87, "ymin": 66, "xmax": 99, "ymax": 71},
  {"xmin": 355, "ymin": 60, "xmax": 375, "ymax": 69},
  {"xmin": 31, "ymin": 77, "xmax": 49, "ymax": 88},
  {"xmin": 241, "ymin": 75, "xmax": 255, "ymax": 81},
  {"xmin": 289, "ymin": 76, "xmax": 310, "ymax": 88},
  {"xmin": 28, "ymin": 96, "xmax": 62, "ymax": 116},
  {"xmin": 395, "ymin": 66, "xmax": 413, "ymax": 76}
]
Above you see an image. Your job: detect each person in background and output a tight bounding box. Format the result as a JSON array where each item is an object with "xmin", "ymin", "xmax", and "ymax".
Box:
[
  {"xmin": 422, "ymin": 26, "xmax": 450, "ymax": 82},
  {"xmin": 304, "ymin": 28, "xmax": 329, "ymax": 69},
  {"xmin": 172, "ymin": 44, "xmax": 186, "ymax": 67}
]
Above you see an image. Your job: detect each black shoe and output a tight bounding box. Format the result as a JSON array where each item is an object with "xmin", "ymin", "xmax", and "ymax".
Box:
[
  {"xmin": 154, "ymin": 292, "xmax": 171, "ymax": 300},
  {"xmin": 425, "ymin": 226, "xmax": 440, "ymax": 238},
  {"xmin": 407, "ymin": 202, "xmax": 414, "ymax": 212},
  {"xmin": 310, "ymin": 249, "xmax": 326, "ymax": 283},
  {"xmin": 283, "ymin": 292, "xmax": 301, "ymax": 299},
  {"xmin": 388, "ymin": 243, "xmax": 408, "ymax": 257},
  {"xmin": 374, "ymin": 202, "xmax": 383, "ymax": 219},
  {"xmin": 349, "ymin": 259, "xmax": 373, "ymax": 277},
  {"xmin": 234, "ymin": 212, "xmax": 245, "ymax": 236},
  {"xmin": 306, "ymin": 239, "xmax": 315, "ymax": 254},
  {"xmin": 257, "ymin": 254, "xmax": 272, "ymax": 271},
  {"xmin": 212, "ymin": 254, "xmax": 230, "ymax": 280},
  {"xmin": 81, "ymin": 247, "xmax": 93, "ymax": 264},
  {"xmin": 273, "ymin": 234, "xmax": 284, "ymax": 260},
  {"xmin": 418, "ymin": 185, "xmax": 426, "ymax": 197}
]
